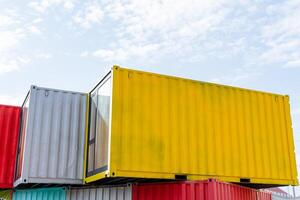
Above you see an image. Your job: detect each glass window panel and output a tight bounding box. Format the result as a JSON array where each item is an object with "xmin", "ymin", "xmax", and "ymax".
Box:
[
  {"xmin": 89, "ymin": 94, "xmax": 97, "ymax": 141},
  {"xmin": 88, "ymin": 143, "xmax": 95, "ymax": 173},
  {"xmin": 16, "ymin": 95, "xmax": 29, "ymax": 179},
  {"xmin": 95, "ymin": 77, "xmax": 111, "ymax": 169},
  {"xmin": 87, "ymin": 76, "xmax": 111, "ymax": 175}
]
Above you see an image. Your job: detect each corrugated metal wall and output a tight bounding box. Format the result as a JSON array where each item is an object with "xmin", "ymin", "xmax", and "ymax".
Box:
[
  {"xmin": 67, "ymin": 186, "xmax": 131, "ymax": 200},
  {"xmin": 0, "ymin": 190, "xmax": 12, "ymax": 200},
  {"xmin": 271, "ymin": 194, "xmax": 300, "ymax": 200},
  {"xmin": 108, "ymin": 66, "xmax": 298, "ymax": 186},
  {"xmin": 257, "ymin": 192, "xmax": 272, "ymax": 200},
  {"xmin": 15, "ymin": 86, "xmax": 87, "ymax": 186},
  {"xmin": 13, "ymin": 188, "xmax": 66, "ymax": 200},
  {"xmin": 0, "ymin": 105, "xmax": 21, "ymax": 188},
  {"xmin": 132, "ymin": 180, "xmax": 271, "ymax": 200}
]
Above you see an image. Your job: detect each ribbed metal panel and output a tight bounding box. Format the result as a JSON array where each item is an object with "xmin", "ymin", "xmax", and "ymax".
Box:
[
  {"xmin": 14, "ymin": 86, "xmax": 87, "ymax": 186},
  {"xmin": 13, "ymin": 188, "xmax": 66, "ymax": 200},
  {"xmin": 132, "ymin": 179, "xmax": 271, "ymax": 200},
  {"xmin": 0, "ymin": 190, "xmax": 12, "ymax": 200},
  {"xmin": 257, "ymin": 192, "xmax": 272, "ymax": 200},
  {"xmin": 271, "ymin": 195, "xmax": 300, "ymax": 200},
  {"xmin": 0, "ymin": 105, "xmax": 21, "ymax": 189},
  {"xmin": 89, "ymin": 66, "xmax": 297, "ymax": 187},
  {"xmin": 67, "ymin": 186, "xmax": 132, "ymax": 200}
]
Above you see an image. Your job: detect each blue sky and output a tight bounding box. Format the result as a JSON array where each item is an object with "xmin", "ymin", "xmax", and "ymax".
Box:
[{"xmin": 1, "ymin": 0, "xmax": 300, "ymax": 195}]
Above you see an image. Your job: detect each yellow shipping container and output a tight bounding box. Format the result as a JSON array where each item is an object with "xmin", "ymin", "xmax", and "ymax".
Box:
[{"xmin": 84, "ymin": 66, "xmax": 298, "ymax": 187}]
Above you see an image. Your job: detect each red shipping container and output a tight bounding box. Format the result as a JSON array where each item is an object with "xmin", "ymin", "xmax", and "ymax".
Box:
[
  {"xmin": 0, "ymin": 104, "xmax": 21, "ymax": 188},
  {"xmin": 132, "ymin": 179, "xmax": 272, "ymax": 200},
  {"xmin": 257, "ymin": 191, "xmax": 273, "ymax": 200}
]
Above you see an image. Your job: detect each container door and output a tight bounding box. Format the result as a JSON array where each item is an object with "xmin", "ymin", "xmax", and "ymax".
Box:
[
  {"xmin": 86, "ymin": 76, "xmax": 111, "ymax": 177},
  {"xmin": 15, "ymin": 93, "xmax": 30, "ymax": 180}
]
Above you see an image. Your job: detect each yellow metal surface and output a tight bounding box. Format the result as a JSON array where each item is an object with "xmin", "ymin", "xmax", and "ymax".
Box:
[
  {"xmin": 87, "ymin": 66, "xmax": 298, "ymax": 186},
  {"xmin": 85, "ymin": 171, "xmax": 107, "ymax": 183},
  {"xmin": 83, "ymin": 94, "xmax": 90, "ymax": 181}
]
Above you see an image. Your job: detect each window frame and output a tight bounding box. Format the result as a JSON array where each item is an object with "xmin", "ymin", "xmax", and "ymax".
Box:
[
  {"xmin": 15, "ymin": 91, "xmax": 30, "ymax": 180},
  {"xmin": 86, "ymin": 72, "xmax": 112, "ymax": 177}
]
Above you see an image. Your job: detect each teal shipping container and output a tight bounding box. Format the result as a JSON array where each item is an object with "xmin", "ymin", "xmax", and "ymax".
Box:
[{"xmin": 13, "ymin": 188, "xmax": 66, "ymax": 200}]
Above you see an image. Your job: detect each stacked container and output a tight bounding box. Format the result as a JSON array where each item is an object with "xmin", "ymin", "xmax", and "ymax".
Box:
[
  {"xmin": 0, "ymin": 105, "xmax": 21, "ymax": 189},
  {"xmin": 14, "ymin": 86, "xmax": 88, "ymax": 186},
  {"xmin": 13, "ymin": 188, "xmax": 66, "ymax": 200},
  {"xmin": 132, "ymin": 179, "xmax": 272, "ymax": 200},
  {"xmin": 9, "ymin": 180, "xmax": 272, "ymax": 200},
  {"xmin": 67, "ymin": 185, "xmax": 131, "ymax": 200},
  {"xmin": 0, "ymin": 105, "xmax": 21, "ymax": 200},
  {"xmin": 1, "ymin": 66, "xmax": 298, "ymax": 200},
  {"xmin": 84, "ymin": 66, "xmax": 298, "ymax": 187}
]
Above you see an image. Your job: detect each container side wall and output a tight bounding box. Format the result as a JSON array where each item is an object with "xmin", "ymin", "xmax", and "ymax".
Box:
[
  {"xmin": 132, "ymin": 180, "xmax": 271, "ymax": 200},
  {"xmin": 133, "ymin": 182, "xmax": 183, "ymax": 200},
  {"xmin": 211, "ymin": 180, "xmax": 258, "ymax": 200},
  {"xmin": 0, "ymin": 190, "xmax": 13, "ymax": 200},
  {"xmin": 110, "ymin": 67, "xmax": 298, "ymax": 185},
  {"xmin": 17, "ymin": 86, "xmax": 87, "ymax": 185},
  {"xmin": 271, "ymin": 194, "xmax": 299, "ymax": 200},
  {"xmin": 13, "ymin": 188, "xmax": 66, "ymax": 200},
  {"xmin": 67, "ymin": 186, "xmax": 131, "ymax": 200},
  {"xmin": 0, "ymin": 105, "xmax": 21, "ymax": 188},
  {"xmin": 257, "ymin": 191, "xmax": 272, "ymax": 200}
]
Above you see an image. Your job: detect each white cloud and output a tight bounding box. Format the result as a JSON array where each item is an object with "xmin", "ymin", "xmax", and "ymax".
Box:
[
  {"xmin": 211, "ymin": 65, "xmax": 263, "ymax": 85},
  {"xmin": 0, "ymin": 94, "xmax": 24, "ymax": 106},
  {"xmin": 0, "ymin": 56, "xmax": 31, "ymax": 75},
  {"xmin": 260, "ymin": 0, "xmax": 300, "ymax": 65},
  {"xmin": 0, "ymin": 59, "xmax": 20, "ymax": 75},
  {"xmin": 0, "ymin": 15, "xmax": 14, "ymax": 27},
  {"xmin": 35, "ymin": 53, "xmax": 52, "ymax": 59},
  {"xmin": 28, "ymin": 2, "xmax": 44, "ymax": 12},
  {"xmin": 106, "ymin": 0, "xmax": 230, "ymax": 41},
  {"xmin": 28, "ymin": 25, "xmax": 42, "ymax": 35},
  {"xmin": 97, "ymin": 0, "xmax": 300, "ymax": 75},
  {"xmin": 283, "ymin": 59, "xmax": 300, "ymax": 69},
  {"xmin": 73, "ymin": 1, "xmax": 103, "ymax": 29},
  {"xmin": 63, "ymin": 1, "xmax": 75, "ymax": 10},
  {"xmin": 93, "ymin": 49, "xmax": 116, "ymax": 61},
  {"xmin": 17, "ymin": 57, "xmax": 31, "ymax": 64},
  {"xmin": 28, "ymin": 0, "xmax": 76, "ymax": 13},
  {"xmin": 0, "ymin": 12, "xmax": 34, "ymax": 75},
  {"xmin": 4, "ymin": 0, "xmax": 299, "ymax": 84},
  {"xmin": 98, "ymin": 0, "xmax": 239, "ymax": 62},
  {"xmin": 0, "ymin": 31, "xmax": 21, "ymax": 51},
  {"xmin": 293, "ymin": 108, "xmax": 300, "ymax": 117},
  {"xmin": 92, "ymin": 42, "xmax": 160, "ymax": 62},
  {"xmin": 80, "ymin": 51, "xmax": 89, "ymax": 57},
  {"xmin": 0, "ymin": 29, "xmax": 28, "ymax": 75},
  {"xmin": 32, "ymin": 18, "xmax": 43, "ymax": 24}
]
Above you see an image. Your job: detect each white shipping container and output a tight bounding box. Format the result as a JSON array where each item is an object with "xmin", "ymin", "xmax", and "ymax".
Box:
[{"xmin": 14, "ymin": 86, "xmax": 88, "ymax": 186}]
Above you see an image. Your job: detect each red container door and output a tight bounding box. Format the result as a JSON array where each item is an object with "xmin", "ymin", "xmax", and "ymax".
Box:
[{"xmin": 0, "ymin": 105, "xmax": 21, "ymax": 188}]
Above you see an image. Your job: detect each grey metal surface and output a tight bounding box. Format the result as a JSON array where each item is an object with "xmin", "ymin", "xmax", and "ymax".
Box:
[
  {"xmin": 14, "ymin": 85, "xmax": 87, "ymax": 186},
  {"xmin": 272, "ymin": 194, "xmax": 300, "ymax": 200},
  {"xmin": 67, "ymin": 186, "xmax": 132, "ymax": 200}
]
